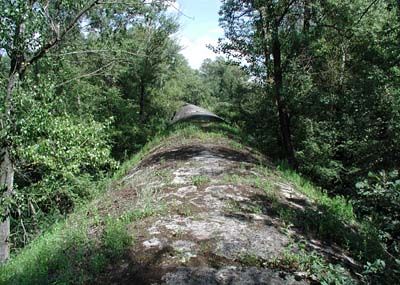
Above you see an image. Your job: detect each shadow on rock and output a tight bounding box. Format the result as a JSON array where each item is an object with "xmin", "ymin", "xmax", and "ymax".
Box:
[{"xmin": 138, "ymin": 145, "xmax": 261, "ymax": 169}]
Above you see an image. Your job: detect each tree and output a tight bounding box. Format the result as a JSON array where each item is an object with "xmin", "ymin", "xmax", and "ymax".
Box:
[
  {"xmin": 199, "ymin": 57, "xmax": 250, "ymax": 121},
  {"xmin": 218, "ymin": 0, "xmax": 302, "ymax": 167},
  {"xmin": 216, "ymin": 2, "xmax": 400, "ymax": 276},
  {"xmin": 0, "ymin": 0, "xmax": 167, "ymax": 262},
  {"xmin": 0, "ymin": 0, "xmax": 101, "ymax": 262},
  {"xmin": 118, "ymin": 14, "xmax": 179, "ymax": 123}
]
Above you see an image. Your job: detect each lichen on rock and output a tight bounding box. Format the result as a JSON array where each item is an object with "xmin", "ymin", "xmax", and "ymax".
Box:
[{"xmin": 99, "ymin": 136, "xmax": 357, "ymax": 284}]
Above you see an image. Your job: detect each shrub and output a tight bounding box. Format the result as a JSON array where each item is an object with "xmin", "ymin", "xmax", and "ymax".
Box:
[{"xmin": 354, "ymin": 170, "xmax": 400, "ymax": 281}]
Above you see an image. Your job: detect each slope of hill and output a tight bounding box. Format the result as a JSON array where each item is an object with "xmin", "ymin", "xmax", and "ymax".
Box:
[{"xmin": 0, "ymin": 124, "xmax": 386, "ymax": 284}]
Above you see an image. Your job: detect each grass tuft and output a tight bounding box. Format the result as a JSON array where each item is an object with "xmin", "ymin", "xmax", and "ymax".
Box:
[{"xmin": 0, "ymin": 123, "xmax": 392, "ymax": 284}]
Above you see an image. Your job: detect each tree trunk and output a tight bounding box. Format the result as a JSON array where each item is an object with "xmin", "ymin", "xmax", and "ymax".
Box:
[
  {"xmin": 0, "ymin": 148, "xmax": 13, "ymax": 262},
  {"xmin": 397, "ymin": 0, "xmax": 400, "ymax": 18},
  {"xmin": 0, "ymin": 71, "xmax": 18, "ymax": 263},
  {"xmin": 139, "ymin": 81, "xmax": 145, "ymax": 123},
  {"xmin": 303, "ymin": 0, "xmax": 311, "ymax": 34},
  {"xmin": 272, "ymin": 22, "xmax": 297, "ymax": 167},
  {"xmin": 397, "ymin": 0, "xmax": 400, "ymax": 40}
]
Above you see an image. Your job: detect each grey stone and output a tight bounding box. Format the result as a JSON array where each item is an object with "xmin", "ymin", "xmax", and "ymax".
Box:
[
  {"xmin": 143, "ymin": 238, "xmax": 163, "ymax": 249},
  {"xmin": 120, "ymin": 138, "xmax": 356, "ymax": 285},
  {"xmin": 162, "ymin": 266, "xmax": 307, "ymax": 285}
]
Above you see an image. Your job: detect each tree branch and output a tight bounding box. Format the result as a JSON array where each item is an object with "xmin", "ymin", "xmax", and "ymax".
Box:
[
  {"xmin": 277, "ymin": 0, "xmax": 297, "ymax": 24},
  {"xmin": 54, "ymin": 61, "xmax": 115, "ymax": 88},
  {"xmin": 166, "ymin": 2, "xmax": 194, "ymax": 20},
  {"xmin": 354, "ymin": 0, "xmax": 381, "ymax": 26},
  {"xmin": 53, "ymin": 49, "xmax": 146, "ymax": 57},
  {"xmin": 25, "ymin": 0, "xmax": 99, "ymax": 71}
]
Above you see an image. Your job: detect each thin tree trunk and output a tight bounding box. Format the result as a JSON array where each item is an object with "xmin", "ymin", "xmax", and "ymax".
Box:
[
  {"xmin": 272, "ymin": 22, "xmax": 297, "ymax": 167},
  {"xmin": 139, "ymin": 81, "xmax": 145, "ymax": 123},
  {"xmin": 258, "ymin": 6, "xmax": 296, "ymax": 167},
  {"xmin": 303, "ymin": 0, "xmax": 311, "ymax": 34},
  {"xmin": 0, "ymin": 16, "xmax": 24, "ymax": 263},
  {"xmin": 397, "ymin": 0, "xmax": 400, "ymax": 40},
  {"xmin": 0, "ymin": 148, "xmax": 13, "ymax": 262},
  {"xmin": 398, "ymin": 0, "xmax": 400, "ymax": 18},
  {"xmin": 0, "ymin": 71, "xmax": 18, "ymax": 263}
]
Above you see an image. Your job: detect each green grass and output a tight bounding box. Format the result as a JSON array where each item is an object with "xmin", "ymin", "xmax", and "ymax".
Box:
[
  {"xmin": 1, "ymin": 123, "xmax": 393, "ymax": 284},
  {"xmin": 238, "ymin": 253, "xmax": 264, "ymax": 267},
  {"xmin": 224, "ymin": 199, "xmax": 242, "ymax": 212},
  {"xmin": 0, "ymin": 204, "xmax": 157, "ymax": 285},
  {"xmin": 269, "ymin": 243, "xmax": 355, "ymax": 285},
  {"xmin": 0, "ymin": 131, "xmax": 178, "ymax": 284},
  {"xmin": 0, "ymin": 123, "xmax": 241, "ymax": 285},
  {"xmin": 274, "ymin": 163, "xmax": 385, "ymax": 263},
  {"xmin": 191, "ymin": 175, "xmax": 210, "ymax": 187},
  {"xmin": 277, "ymin": 163, "xmax": 355, "ymax": 222},
  {"xmin": 222, "ymin": 160, "xmax": 390, "ymax": 282},
  {"xmin": 238, "ymin": 244, "xmax": 356, "ymax": 285}
]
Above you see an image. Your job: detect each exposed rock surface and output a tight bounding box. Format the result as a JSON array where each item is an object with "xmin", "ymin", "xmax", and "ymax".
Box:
[{"xmin": 98, "ymin": 137, "xmax": 356, "ymax": 284}]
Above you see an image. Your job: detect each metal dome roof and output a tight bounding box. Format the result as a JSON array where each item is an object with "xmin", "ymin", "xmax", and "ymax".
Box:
[{"xmin": 170, "ymin": 103, "xmax": 225, "ymax": 124}]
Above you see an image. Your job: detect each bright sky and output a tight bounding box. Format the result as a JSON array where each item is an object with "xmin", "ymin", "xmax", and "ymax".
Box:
[{"xmin": 168, "ymin": 0, "xmax": 223, "ymax": 69}]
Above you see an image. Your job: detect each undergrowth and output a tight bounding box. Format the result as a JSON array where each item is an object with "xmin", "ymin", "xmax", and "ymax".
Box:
[
  {"xmin": 1, "ymin": 123, "xmax": 396, "ymax": 284},
  {"xmin": 0, "ymin": 123, "xmax": 238, "ymax": 284},
  {"xmin": 223, "ymin": 159, "xmax": 396, "ymax": 283},
  {"xmin": 275, "ymin": 164, "xmax": 397, "ymax": 283},
  {"xmin": 269, "ymin": 243, "xmax": 355, "ymax": 285}
]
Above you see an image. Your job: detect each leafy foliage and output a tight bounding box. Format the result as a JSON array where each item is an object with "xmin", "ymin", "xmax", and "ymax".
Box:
[
  {"xmin": 0, "ymin": 0, "xmax": 182, "ymax": 252},
  {"xmin": 355, "ymin": 171, "xmax": 400, "ymax": 267},
  {"xmin": 1, "ymin": 0, "xmax": 400, "ymax": 283}
]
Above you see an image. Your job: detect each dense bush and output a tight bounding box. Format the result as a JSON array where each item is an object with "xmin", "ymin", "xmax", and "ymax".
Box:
[
  {"xmin": 354, "ymin": 171, "xmax": 400, "ymax": 263},
  {"xmin": 2, "ymin": 82, "xmax": 117, "ymax": 248}
]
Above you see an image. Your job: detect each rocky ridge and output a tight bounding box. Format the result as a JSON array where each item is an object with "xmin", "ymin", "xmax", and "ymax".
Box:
[{"xmin": 95, "ymin": 132, "xmax": 357, "ymax": 284}]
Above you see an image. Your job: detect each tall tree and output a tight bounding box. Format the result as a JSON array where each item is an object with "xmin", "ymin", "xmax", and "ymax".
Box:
[
  {"xmin": 0, "ymin": 0, "xmax": 166, "ymax": 262},
  {"xmin": 0, "ymin": 0, "xmax": 102, "ymax": 262},
  {"xmin": 218, "ymin": 0, "xmax": 302, "ymax": 166},
  {"xmin": 134, "ymin": 16, "xmax": 178, "ymax": 122}
]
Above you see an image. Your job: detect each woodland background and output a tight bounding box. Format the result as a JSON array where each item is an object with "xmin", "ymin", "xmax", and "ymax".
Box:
[{"xmin": 0, "ymin": 0, "xmax": 399, "ymax": 281}]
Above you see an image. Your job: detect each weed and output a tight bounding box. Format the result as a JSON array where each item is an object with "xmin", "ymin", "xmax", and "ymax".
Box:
[
  {"xmin": 247, "ymin": 204, "xmax": 263, "ymax": 214},
  {"xmin": 89, "ymin": 253, "xmax": 107, "ymax": 274},
  {"xmin": 191, "ymin": 175, "xmax": 210, "ymax": 186},
  {"xmin": 239, "ymin": 253, "xmax": 264, "ymax": 267},
  {"xmin": 177, "ymin": 204, "xmax": 194, "ymax": 217},
  {"xmin": 222, "ymin": 174, "xmax": 239, "ymax": 184},
  {"xmin": 102, "ymin": 217, "xmax": 133, "ymax": 259},
  {"xmin": 199, "ymin": 241, "xmax": 213, "ymax": 254},
  {"xmin": 268, "ymin": 244, "xmax": 355, "ymax": 284},
  {"xmin": 155, "ymin": 168, "xmax": 171, "ymax": 180},
  {"xmin": 224, "ymin": 200, "xmax": 242, "ymax": 212},
  {"xmin": 0, "ymin": 206, "xmax": 156, "ymax": 284},
  {"xmin": 262, "ymin": 180, "xmax": 274, "ymax": 192},
  {"xmin": 173, "ymin": 228, "xmax": 186, "ymax": 239},
  {"xmin": 229, "ymin": 140, "xmax": 244, "ymax": 151},
  {"xmin": 275, "ymin": 163, "xmax": 388, "ymax": 264}
]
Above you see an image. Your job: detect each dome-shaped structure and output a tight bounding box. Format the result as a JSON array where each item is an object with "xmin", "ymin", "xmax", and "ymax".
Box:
[{"xmin": 170, "ymin": 103, "xmax": 225, "ymax": 124}]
